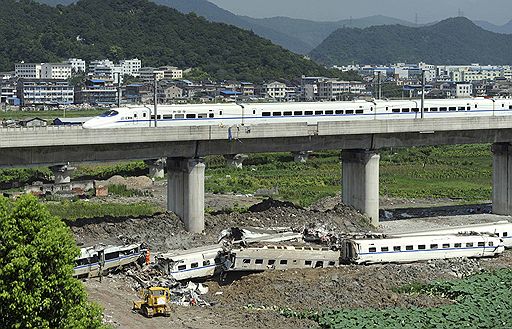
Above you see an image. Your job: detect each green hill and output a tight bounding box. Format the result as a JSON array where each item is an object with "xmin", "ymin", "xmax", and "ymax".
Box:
[
  {"xmin": 0, "ymin": 0, "xmax": 345, "ymax": 82},
  {"xmin": 310, "ymin": 17, "xmax": 512, "ymax": 66}
]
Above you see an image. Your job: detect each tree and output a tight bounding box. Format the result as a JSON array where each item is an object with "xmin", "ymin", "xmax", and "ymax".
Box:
[{"xmin": 0, "ymin": 195, "xmax": 106, "ymax": 329}]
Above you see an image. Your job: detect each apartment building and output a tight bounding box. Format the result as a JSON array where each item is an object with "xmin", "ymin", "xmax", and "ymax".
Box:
[
  {"xmin": 15, "ymin": 63, "xmax": 42, "ymax": 79},
  {"xmin": 17, "ymin": 79, "xmax": 74, "ymax": 105}
]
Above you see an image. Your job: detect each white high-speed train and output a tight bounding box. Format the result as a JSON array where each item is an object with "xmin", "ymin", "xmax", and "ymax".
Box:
[{"xmin": 82, "ymin": 97, "xmax": 512, "ymax": 129}]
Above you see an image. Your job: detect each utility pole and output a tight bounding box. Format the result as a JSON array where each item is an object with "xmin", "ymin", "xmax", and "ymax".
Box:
[
  {"xmin": 420, "ymin": 70, "xmax": 425, "ymax": 119},
  {"xmin": 377, "ymin": 71, "xmax": 382, "ymax": 100},
  {"xmin": 153, "ymin": 73, "xmax": 158, "ymax": 128},
  {"xmin": 116, "ymin": 73, "xmax": 121, "ymax": 108}
]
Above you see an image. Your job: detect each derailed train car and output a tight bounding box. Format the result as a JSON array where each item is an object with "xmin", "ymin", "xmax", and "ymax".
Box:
[
  {"xmin": 342, "ymin": 234, "xmax": 504, "ymax": 265},
  {"xmin": 73, "ymin": 243, "xmax": 145, "ymax": 278}
]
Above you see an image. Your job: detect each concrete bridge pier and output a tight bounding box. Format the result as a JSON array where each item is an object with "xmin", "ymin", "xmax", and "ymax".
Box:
[
  {"xmin": 224, "ymin": 154, "xmax": 248, "ymax": 169},
  {"xmin": 342, "ymin": 149, "xmax": 380, "ymax": 227},
  {"xmin": 167, "ymin": 158, "xmax": 205, "ymax": 233},
  {"xmin": 145, "ymin": 158, "xmax": 166, "ymax": 179},
  {"xmin": 492, "ymin": 143, "xmax": 512, "ymax": 215},
  {"xmin": 50, "ymin": 164, "xmax": 75, "ymax": 184}
]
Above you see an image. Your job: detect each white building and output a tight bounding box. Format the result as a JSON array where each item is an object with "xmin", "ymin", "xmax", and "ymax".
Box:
[
  {"xmin": 317, "ymin": 79, "xmax": 366, "ymax": 100},
  {"xmin": 120, "ymin": 58, "xmax": 141, "ymax": 77},
  {"xmin": 15, "ymin": 63, "xmax": 42, "ymax": 79},
  {"xmin": 41, "ymin": 63, "xmax": 72, "ymax": 79},
  {"xmin": 455, "ymin": 83, "xmax": 473, "ymax": 98},
  {"xmin": 263, "ymin": 81, "xmax": 287, "ymax": 99},
  {"xmin": 65, "ymin": 58, "xmax": 86, "ymax": 73}
]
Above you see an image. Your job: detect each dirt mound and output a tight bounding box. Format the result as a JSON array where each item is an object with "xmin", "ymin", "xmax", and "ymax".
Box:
[
  {"xmin": 69, "ymin": 213, "xmax": 210, "ymax": 251},
  {"xmin": 248, "ymin": 198, "xmax": 301, "ymax": 213}
]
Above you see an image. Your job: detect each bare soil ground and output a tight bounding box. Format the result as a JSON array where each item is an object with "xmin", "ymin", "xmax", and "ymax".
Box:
[{"xmin": 71, "ymin": 189, "xmax": 512, "ymax": 329}]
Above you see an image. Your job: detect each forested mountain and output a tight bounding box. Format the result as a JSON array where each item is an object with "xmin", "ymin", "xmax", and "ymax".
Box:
[
  {"xmin": 242, "ymin": 15, "xmax": 416, "ymax": 51},
  {"xmin": 0, "ymin": 0, "xmax": 349, "ymax": 82},
  {"xmin": 474, "ymin": 19, "xmax": 512, "ymax": 34},
  {"xmin": 36, "ymin": 0, "xmax": 417, "ymax": 54},
  {"xmin": 310, "ymin": 17, "xmax": 512, "ymax": 66}
]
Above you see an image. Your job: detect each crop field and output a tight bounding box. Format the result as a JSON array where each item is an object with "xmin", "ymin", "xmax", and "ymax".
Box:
[
  {"xmin": 205, "ymin": 144, "xmax": 493, "ymax": 206},
  {"xmin": 285, "ymin": 268, "xmax": 512, "ymax": 328}
]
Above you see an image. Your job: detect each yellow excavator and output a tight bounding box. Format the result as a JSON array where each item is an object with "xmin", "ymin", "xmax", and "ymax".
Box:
[{"xmin": 133, "ymin": 287, "xmax": 172, "ymax": 318}]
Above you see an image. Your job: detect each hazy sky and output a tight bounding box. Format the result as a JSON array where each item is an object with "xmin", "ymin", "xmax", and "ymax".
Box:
[{"xmin": 208, "ymin": 0, "xmax": 512, "ymax": 25}]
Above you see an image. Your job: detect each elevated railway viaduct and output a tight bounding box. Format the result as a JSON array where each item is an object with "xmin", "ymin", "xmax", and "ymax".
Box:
[{"xmin": 2, "ymin": 116, "xmax": 512, "ymax": 232}]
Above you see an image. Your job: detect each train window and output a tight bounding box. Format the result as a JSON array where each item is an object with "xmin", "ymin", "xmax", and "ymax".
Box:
[
  {"xmin": 424, "ymin": 108, "xmax": 429, "ymax": 112},
  {"xmin": 406, "ymin": 245, "xmax": 413, "ymax": 250},
  {"xmin": 134, "ymin": 114, "xmax": 138, "ymax": 118},
  {"xmin": 243, "ymin": 259, "xmax": 251, "ymax": 264},
  {"xmin": 105, "ymin": 252, "xmax": 119, "ymax": 260},
  {"xmin": 280, "ymin": 259, "xmax": 288, "ymax": 265},
  {"xmin": 175, "ymin": 114, "xmax": 184, "ymax": 119},
  {"xmin": 150, "ymin": 115, "xmax": 155, "ymax": 120},
  {"xmin": 442, "ymin": 244, "xmax": 450, "ymax": 249},
  {"xmin": 305, "ymin": 260, "xmax": 312, "ymax": 266},
  {"xmin": 370, "ymin": 107, "xmax": 373, "ymax": 111},
  {"xmin": 203, "ymin": 260, "xmax": 211, "ymax": 266},
  {"xmin": 335, "ymin": 110, "xmax": 343, "ymax": 114},
  {"xmin": 503, "ymin": 104, "xmax": 505, "ymax": 108},
  {"xmin": 255, "ymin": 259, "xmax": 263, "ymax": 265},
  {"xmin": 186, "ymin": 114, "xmax": 196, "ymax": 119},
  {"xmin": 440, "ymin": 107, "xmax": 447, "ymax": 111},
  {"xmin": 430, "ymin": 244, "xmax": 438, "ymax": 249},
  {"xmin": 412, "ymin": 108, "xmax": 419, "ymax": 112},
  {"xmin": 283, "ymin": 111, "xmax": 292, "ymax": 116},
  {"xmin": 489, "ymin": 242, "xmax": 494, "ymax": 247},
  {"xmin": 381, "ymin": 247, "xmax": 389, "ymax": 252},
  {"xmin": 458, "ymin": 107, "xmax": 465, "ymax": 111},
  {"xmin": 355, "ymin": 109, "xmax": 364, "ymax": 114},
  {"xmin": 328, "ymin": 261, "xmax": 336, "ymax": 266},
  {"xmin": 262, "ymin": 112, "xmax": 271, "ymax": 117},
  {"xmin": 191, "ymin": 262, "xmax": 199, "ymax": 268},
  {"xmin": 273, "ymin": 112, "xmax": 282, "ymax": 116},
  {"xmin": 315, "ymin": 261, "xmax": 324, "ymax": 268},
  {"xmin": 393, "ymin": 246, "xmax": 401, "ymax": 251},
  {"xmin": 268, "ymin": 259, "xmax": 276, "ymax": 265},
  {"xmin": 157, "ymin": 115, "xmax": 161, "ymax": 119},
  {"xmin": 418, "ymin": 245, "xmax": 426, "ymax": 250},
  {"xmin": 143, "ymin": 113, "xmax": 147, "ymax": 117},
  {"xmin": 369, "ymin": 247, "xmax": 377, "ymax": 252},
  {"xmin": 315, "ymin": 111, "xmax": 323, "ymax": 115},
  {"xmin": 178, "ymin": 265, "xmax": 186, "ymax": 271},
  {"xmin": 346, "ymin": 110, "xmax": 354, "ymax": 114},
  {"xmin": 467, "ymin": 106, "xmax": 471, "ymax": 111},
  {"xmin": 294, "ymin": 111, "xmax": 303, "ymax": 115},
  {"xmin": 209, "ymin": 113, "xmax": 214, "ymax": 118},
  {"xmin": 509, "ymin": 105, "xmax": 512, "ymax": 110},
  {"xmin": 430, "ymin": 107, "xmax": 438, "ymax": 112},
  {"xmin": 253, "ymin": 110, "xmax": 256, "ymax": 115},
  {"xmin": 392, "ymin": 108, "xmax": 400, "ymax": 113},
  {"xmin": 305, "ymin": 111, "xmax": 313, "ymax": 115},
  {"xmin": 198, "ymin": 113, "xmax": 207, "ymax": 118},
  {"xmin": 325, "ymin": 110, "xmax": 334, "ymax": 115},
  {"xmin": 474, "ymin": 104, "xmax": 478, "ymax": 109},
  {"xmin": 163, "ymin": 115, "xmax": 173, "ymax": 119},
  {"xmin": 503, "ymin": 232, "xmax": 508, "ymax": 237},
  {"xmin": 478, "ymin": 242, "xmax": 485, "ymax": 247},
  {"xmin": 220, "ymin": 111, "xmax": 223, "ymax": 115},
  {"xmin": 402, "ymin": 108, "xmax": 410, "ymax": 113},
  {"xmin": 466, "ymin": 243, "xmax": 474, "ymax": 247},
  {"xmin": 449, "ymin": 107, "xmax": 456, "ymax": 111},
  {"xmin": 454, "ymin": 243, "xmax": 462, "ymax": 248}
]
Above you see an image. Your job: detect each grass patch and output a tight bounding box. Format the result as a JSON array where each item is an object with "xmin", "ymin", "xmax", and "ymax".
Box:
[
  {"xmin": 204, "ymin": 145, "xmax": 493, "ymax": 207},
  {"xmin": 108, "ymin": 184, "xmax": 152, "ymax": 197},
  {"xmin": 47, "ymin": 200, "xmax": 163, "ymax": 221}
]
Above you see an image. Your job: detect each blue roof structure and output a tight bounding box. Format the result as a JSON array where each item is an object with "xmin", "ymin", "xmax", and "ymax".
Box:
[{"xmin": 220, "ymin": 90, "xmax": 242, "ymax": 96}]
